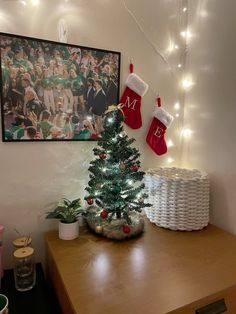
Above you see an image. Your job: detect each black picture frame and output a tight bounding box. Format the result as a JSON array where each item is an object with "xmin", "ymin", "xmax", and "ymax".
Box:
[{"xmin": 0, "ymin": 32, "xmax": 121, "ymax": 142}]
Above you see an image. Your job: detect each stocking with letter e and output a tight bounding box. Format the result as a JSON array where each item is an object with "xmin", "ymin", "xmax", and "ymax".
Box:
[{"xmin": 146, "ymin": 96, "xmax": 174, "ymax": 155}]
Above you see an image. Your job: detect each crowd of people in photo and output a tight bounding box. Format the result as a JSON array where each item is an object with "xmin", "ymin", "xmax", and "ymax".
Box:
[{"xmin": 0, "ymin": 35, "xmax": 119, "ymax": 140}]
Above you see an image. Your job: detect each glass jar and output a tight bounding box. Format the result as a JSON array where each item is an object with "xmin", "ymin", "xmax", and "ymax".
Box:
[{"xmin": 13, "ymin": 247, "xmax": 36, "ymax": 291}]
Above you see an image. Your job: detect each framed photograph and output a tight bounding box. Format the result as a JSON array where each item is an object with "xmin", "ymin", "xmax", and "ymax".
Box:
[{"xmin": 0, "ymin": 32, "xmax": 120, "ymax": 141}]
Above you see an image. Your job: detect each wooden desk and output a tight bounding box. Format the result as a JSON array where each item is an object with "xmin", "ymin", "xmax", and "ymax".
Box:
[{"xmin": 45, "ymin": 221, "xmax": 236, "ymax": 314}]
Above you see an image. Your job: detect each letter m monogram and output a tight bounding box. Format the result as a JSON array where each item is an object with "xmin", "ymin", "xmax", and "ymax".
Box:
[{"xmin": 122, "ymin": 96, "xmax": 137, "ymax": 110}]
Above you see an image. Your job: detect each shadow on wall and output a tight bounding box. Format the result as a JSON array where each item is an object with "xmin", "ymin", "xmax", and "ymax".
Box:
[{"xmin": 209, "ymin": 174, "xmax": 231, "ymax": 232}]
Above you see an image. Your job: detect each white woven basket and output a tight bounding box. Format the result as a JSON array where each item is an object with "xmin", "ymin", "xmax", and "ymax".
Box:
[{"xmin": 144, "ymin": 167, "xmax": 210, "ymax": 231}]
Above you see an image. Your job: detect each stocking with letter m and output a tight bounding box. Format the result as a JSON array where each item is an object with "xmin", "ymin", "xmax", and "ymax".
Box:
[{"xmin": 119, "ymin": 63, "xmax": 148, "ymax": 129}]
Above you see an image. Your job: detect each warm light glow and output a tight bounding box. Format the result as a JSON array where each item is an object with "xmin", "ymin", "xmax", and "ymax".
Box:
[
  {"xmin": 31, "ymin": 0, "xmax": 39, "ymax": 5},
  {"xmin": 200, "ymin": 10, "xmax": 208, "ymax": 18},
  {"xmin": 181, "ymin": 30, "xmax": 192, "ymax": 39},
  {"xmin": 181, "ymin": 128, "xmax": 193, "ymax": 138},
  {"xmin": 102, "ymin": 168, "xmax": 107, "ymax": 172},
  {"xmin": 167, "ymin": 42, "xmax": 179, "ymax": 53},
  {"xmin": 182, "ymin": 78, "xmax": 194, "ymax": 90},
  {"xmin": 178, "ymin": 64, "xmax": 182, "ymax": 68},
  {"xmin": 183, "ymin": 7, "xmax": 187, "ymax": 12},
  {"xmin": 167, "ymin": 157, "xmax": 174, "ymax": 164},
  {"xmin": 175, "ymin": 113, "xmax": 180, "ymax": 118},
  {"xmin": 167, "ymin": 139, "xmax": 174, "ymax": 148},
  {"xmin": 20, "ymin": 0, "xmax": 27, "ymax": 5},
  {"xmin": 174, "ymin": 102, "xmax": 180, "ymax": 110},
  {"xmin": 167, "ymin": 42, "xmax": 174, "ymax": 53},
  {"xmin": 107, "ymin": 117, "xmax": 113, "ymax": 123}
]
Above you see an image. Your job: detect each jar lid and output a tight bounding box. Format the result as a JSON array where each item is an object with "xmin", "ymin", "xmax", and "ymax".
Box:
[
  {"xmin": 13, "ymin": 237, "xmax": 32, "ymax": 247},
  {"xmin": 13, "ymin": 247, "xmax": 34, "ymax": 258}
]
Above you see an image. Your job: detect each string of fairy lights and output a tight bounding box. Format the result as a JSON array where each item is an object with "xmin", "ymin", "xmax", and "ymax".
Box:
[
  {"xmin": 16, "ymin": 0, "xmax": 194, "ymax": 165},
  {"xmin": 121, "ymin": 0, "xmax": 195, "ymax": 165},
  {"xmin": 167, "ymin": 0, "xmax": 194, "ymax": 165}
]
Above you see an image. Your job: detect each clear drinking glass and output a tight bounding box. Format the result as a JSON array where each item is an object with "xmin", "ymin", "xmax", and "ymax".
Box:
[{"xmin": 13, "ymin": 247, "xmax": 36, "ymax": 291}]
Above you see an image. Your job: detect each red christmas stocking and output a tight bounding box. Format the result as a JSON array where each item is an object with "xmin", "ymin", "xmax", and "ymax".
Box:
[
  {"xmin": 146, "ymin": 97, "xmax": 174, "ymax": 155},
  {"xmin": 120, "ymin": 64, "xmax": 148, "ymax": 129}
]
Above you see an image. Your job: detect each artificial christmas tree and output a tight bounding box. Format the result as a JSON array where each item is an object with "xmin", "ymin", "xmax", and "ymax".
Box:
[{"xmin": 85, "ymin": 106, "xmax": 151, "ymax": 240}]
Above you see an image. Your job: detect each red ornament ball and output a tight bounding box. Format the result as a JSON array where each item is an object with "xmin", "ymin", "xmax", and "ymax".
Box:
[
  {"xmin": 87, "ymin": 197, "xmax": 94, "ymax": 205},
  {"xmin": 99, "ymin": 153, "xmax": 106, "ymax": 160},
  {"xmin": 131, "ymin": 165, "xmax": 139, "ymax": 172},
  {"xmin": 123, "ymin": 225, "xmax": 131, "ymax": 234},
  {"xmin": 100, "ymin": 210, "xmax": 108, "ymax": 219}
]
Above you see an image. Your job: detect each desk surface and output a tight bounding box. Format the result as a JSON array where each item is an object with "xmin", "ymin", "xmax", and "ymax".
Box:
[{"xmin": 46, "ymin": 221, "xmax": 236, "ymax": 314}]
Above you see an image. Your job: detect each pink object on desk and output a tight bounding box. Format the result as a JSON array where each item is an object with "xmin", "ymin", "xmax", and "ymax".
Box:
[{"xmin": 0, "ymin": 224, "xmax": 4, "ymax": 278}]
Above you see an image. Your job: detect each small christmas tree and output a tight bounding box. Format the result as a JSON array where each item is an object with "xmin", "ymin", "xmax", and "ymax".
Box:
[{"xmin": 85, "ymin": 107, "xmax": 151, "ymax": 240}]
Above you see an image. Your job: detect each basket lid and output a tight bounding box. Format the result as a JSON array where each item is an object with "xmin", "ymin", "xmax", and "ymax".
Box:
[{"xmin": 13, "ymin": 247, "xmax": 34, "ymax": 259}]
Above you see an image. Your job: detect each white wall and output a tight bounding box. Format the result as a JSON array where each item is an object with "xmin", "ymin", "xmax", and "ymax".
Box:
[
  {"xmin": 0, "ymin": 0, "xmax": 182, "ymax": 268},
  {"xmin": 182, "ymin": 0, "xmax": 236, "ymax": 234}
]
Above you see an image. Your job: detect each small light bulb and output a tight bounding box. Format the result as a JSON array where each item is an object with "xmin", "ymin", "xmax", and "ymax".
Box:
[
  {"xmin": 174, "ymin": 102, "xmax": 180, "ymax": 110},
  {"xmin": 183, "ymin": 7, "xmax": 187, "ymax": 12},
  {"xmin": 175, "ymin": 45, "xmax": 179, "ymax": 49},
  {"xmin": 107, "ymin": 117, "xmax": 113, "ymax": 123},
  {"xmin": 20, "ymin": 0, "xmax": 27, "ymax": 5},
  {"xmin": 127, "ymin": 180, "xmax": 133, "ymax": 185},
  {"xmin": 182, "ymin": 78, "xmax": 194, "ymax": 90},
  {"xmin": 181, "ymin": 30, "xmax": 192, "ymax": 39},
  {"xmin": 95, "ymin": 191, "xmax": 99, "ymax": 196},
  {"xmin": 86, "ymin": 115, "xmax": 92, "ymax": 121},
  {"xmin": 181, "ymin": 128, "xmax": 192, "ymax": 138},
  {"xmin": 167, "ymin": 139, "xmax": 174, "ymax": 148},
  {"xmin": 102, "ymin": 168, "xmax": 107, "ymax": 172},
  {"xmin": 167, "ymin": 157, "xmax": 174, "ymax": 164},
  {"xmin": 178, "ymin": 64, "xmax": 182, "ymax": 68},
  {"xmin": 175, "ymin": 113, "xmax": 180, "ymax": 118}
]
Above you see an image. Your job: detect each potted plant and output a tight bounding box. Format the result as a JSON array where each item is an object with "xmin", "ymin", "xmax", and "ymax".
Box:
[{"xmin": 46, "ymin": 198, "xmax": 84, "ymax": 240}]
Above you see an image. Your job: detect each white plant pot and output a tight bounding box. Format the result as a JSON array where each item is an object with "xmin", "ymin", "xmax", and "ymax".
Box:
[{"xmin": 58, "ymin": 220, "xmax": 79, "ymax": 240}]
